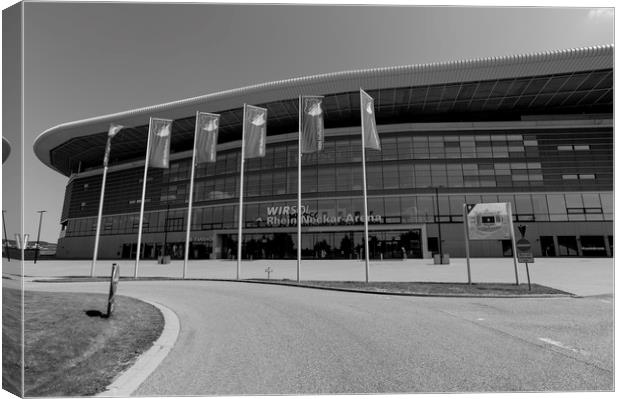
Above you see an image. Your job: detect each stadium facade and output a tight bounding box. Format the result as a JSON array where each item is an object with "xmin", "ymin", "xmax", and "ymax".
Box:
[{"xmin": 34, "ymin": 45, "xmax": 613, "ymax": 261}]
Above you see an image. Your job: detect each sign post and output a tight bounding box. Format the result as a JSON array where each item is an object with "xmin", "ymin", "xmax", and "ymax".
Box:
[
  {"xmin": 516, "ymin": 225, "xmax": 534, "ymax": 291},
  {"xmin": 106, "ymin": 263, "xmax": 120, "ymax": 318},
  {"xmin": 462, "ymin": 204, "xmax": 472, "ymax": 284}
]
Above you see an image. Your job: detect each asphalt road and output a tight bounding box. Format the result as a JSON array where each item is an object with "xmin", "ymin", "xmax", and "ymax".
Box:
[{"xmin": 25, "ymin": 280, "xmax": 613, "ymax": 395}]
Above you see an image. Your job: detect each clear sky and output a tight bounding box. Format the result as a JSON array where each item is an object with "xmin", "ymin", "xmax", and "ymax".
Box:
[{"xmin": 0, "ymin": 0, "xmax": 615, "ymax": 243}]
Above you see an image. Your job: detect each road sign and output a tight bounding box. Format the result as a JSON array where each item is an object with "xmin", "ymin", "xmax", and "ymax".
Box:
[{"xmin": 516, "ymin": 238, "xmax": 534, "ymax": 263}]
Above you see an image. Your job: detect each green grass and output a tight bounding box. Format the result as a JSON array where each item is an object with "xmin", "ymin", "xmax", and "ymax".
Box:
[
  {"xmin": 2, "ymin": 289, "xmax": 164, "ymax": 397},
  {"xmin": 252, "ymin": 280, "xmax": 573, "ymax": 296}
]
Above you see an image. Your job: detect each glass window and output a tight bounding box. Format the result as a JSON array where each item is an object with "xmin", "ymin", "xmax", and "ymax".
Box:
[
  {"xmin": 430, "ymin": 163, "xmax": 447, "ymax": 186},
  {"xmin": 261, "ymin": 147, "xmax": 275, "ymax": 170},
  {"xmin": 465, "ymin": 195, "xmax": 481, "ymax": 207},
  {"xmin": 301, "ymin": 168, "xmax": 317, "ymax": 193},
  {"xmin": 318, "ymin": 141, "xmax": 335, "ymax": 165},
  {"xmin": 381, "ymin": 137, "xmax": 398, "ymax": 161},
  {"xmin": 245, "ymin": 203, "xmax": 259, "ymax": 223},
  {"xmin": 437, "ymin": 196, "xmax": 450, "ymax": 215},
  {"xmin": 226, "ymin": 205, "xmax": 239, "ymax": 227},
  {"xmin": 351, "ymin": 166, "xmax": 363, "ymax": 190},
  {"xmin": 259, "ymin": 173, "xmax": 272, "ymax": 196},
  {"xmin": 336, "ymin": 166, "xmax": 352, "ymax": 191},
  {"xmin": 564, "ymin": 194, "xmax": 583, "ymax": 208},
  {"xmin": 336, "ymin": 198, "xmax": 352, "ymax": 218},
  {"xmin": 449, "ymin": 195, "xmax": 466, "ymax": 215},
  {"xmin": 600, "ymin": 193, "xmax": 613, "ymax": 214},
  {"xmin": 246, "ymin": 174, "xmax": 260, "ymax": 197},
  {"xmin": 317, "ymin": 200, "xmax": 336, "ymax": 218},
  {"xmin": 215, "ymin": 154, "xmax": 227, "ymax": 175},
  {"xmin": 286, "ymin": 169, "xmax": 298, "ymax": 194},
  {"xmin": 399, "ymin": 195, "xmax": 417, "ymax": 222},
  {"xmin": 417, "ymin": 196, "xmax": 435, "ymax": 222},
  {"xmin": 384, "ymin": 197, "xmax": 400, "ymax": 217},
  {"xmin": 273, "ymin": 146, "xmax": 287, "ymax": 168},
  {"xmin": 272, "ymin": 172, "xmax": 286, "ymax": 195},
  {"xmin": 447, "ymin": 173, "xmax": 463, "ymax": 187},
  {"xmin": 515, "ymin": 195, "xmax": 533, "ymax": 214},
  {"xmin": 383, "ymin": 164, "xmax": 400, "ymax": 189},
  {"xmin": 366, "ymin": 164, "xmax": 383, "ymax": 190},
  {"xmin": 547, "ymin": 195, "xmax": 567, "ymax": 221},
  {"xmin": 367, "ymin": 197, "xmax": 384, "ymax": 218},
  {"xmin": 558, "ymin": 236, "xmax": 578, "ymax": 256},
  {"xmin": 414, "ymin": 164, "xmax": 431, "ymax": 187},
  {"xmin": 496, "ymin": 195, "xmax": 514, "ymax": 213},
  {"xmin": 350, "ymin": 198, "xmax": 363, "ymax": 217},
  {"xmin": 317, "ymin": 167, "xmax": 335, "ymax": 192},
  {"xmin": 398, "ymin": 163, "xmax": 414, "ymax": 188},
  {"xmin": 287, "ymin": 145, "xmax": 299, "ymax": 167},
  {"xmin": 413, "ymin": 137, "xmax": 429, "ymax": 159},
  {"xmin": 462, "ymin": 176, "xmax": 479, "ymax": 187},
  {"xmin": 492, "ymin": 145, "xmax": 508, "ymax": 158},
  {"xmin": 397, "ymin": 136, "xmax": 413, "ymax": 158},
  {"xmin": 531, "ymin": 195, "xmax": 549, "ymax": 221}
]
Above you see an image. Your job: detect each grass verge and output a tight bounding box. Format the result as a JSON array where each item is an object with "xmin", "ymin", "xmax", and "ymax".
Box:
[
  {"xmin": 3, "ymin": 289, "xmax": 164, "ymax": 396},
  {"xmin": 34, "ymin": 277, "xmax": 572, "ymax": 297},
  {"xmin": 2, "ymin": 286, "xmax": 23, "ymax": 396},
  {"xmin": 250, "ymin": 280, "xmax": 573, "ymax": 296}
]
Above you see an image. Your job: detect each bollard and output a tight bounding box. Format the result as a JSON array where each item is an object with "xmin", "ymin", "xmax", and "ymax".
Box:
[{"xmin": 106, "ymin": 263, "xmax": 120, "ymax": 318}]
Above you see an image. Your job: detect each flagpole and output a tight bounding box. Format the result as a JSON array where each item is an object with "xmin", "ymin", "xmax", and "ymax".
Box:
[
  {"xmin": 183, "ymin": 112, "xmax": 200, "ymax": 279},
  {"xmin": 360, "ymin": 90, "xmax": 371, "ymax": 283},
  {"xmin": 297, "ymin": 96, "xmax": 302, "ymax": 283},
  {"xmin": 135, "ymin": 119, "xmax": 153, "ymax": 279},
  {"xmin": 91, "ymin": 135, "xmax": 113, "ymax": 277},
  {"xmin": 237, "ymin": 104, "xmax": 247, "ymax": 280}
]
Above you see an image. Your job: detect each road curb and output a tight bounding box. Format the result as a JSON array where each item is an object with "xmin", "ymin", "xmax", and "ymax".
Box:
[
  {"xmin": 97, "ymin": 299, "xmax": 180, "ymax": 397},
  {"xmin": 35, "ymin": 276, "xmax": 577, "ymax": 298},
  {"xmin": 229, "ymin": 279, "xmax": 578, "ymax": 298}
]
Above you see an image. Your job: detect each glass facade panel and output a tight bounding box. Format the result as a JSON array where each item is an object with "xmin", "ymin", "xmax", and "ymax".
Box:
[{"xmin": 61, "ymin": 125, "xmax": 612, "ymax": 261}]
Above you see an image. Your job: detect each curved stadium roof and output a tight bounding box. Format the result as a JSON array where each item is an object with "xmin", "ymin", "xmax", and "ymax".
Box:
[{"xmin": 34, "ymin": 45, "xmax": 614, "ymax": 176}]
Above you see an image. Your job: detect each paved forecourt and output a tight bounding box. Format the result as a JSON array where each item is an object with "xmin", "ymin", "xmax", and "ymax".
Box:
[
  {"xmin": 8, "ymin": 256, "xmax": 614, "ymax": 296},
  {"xmin": 24, "ymin": 278, "xmax": 613, "ymax": 394}
]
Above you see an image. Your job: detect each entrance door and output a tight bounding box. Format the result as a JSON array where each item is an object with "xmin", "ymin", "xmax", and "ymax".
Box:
[
  {"xmin": 557, "ymin": 236, "xmax": 578, "ymax": 256},
  {"xmin": 540, "ymin": 236, "xmax": 555, "ymax": 256},
  {"xmin": 121, "ymin": 244, "xmax": 131, "ymax": 259}
]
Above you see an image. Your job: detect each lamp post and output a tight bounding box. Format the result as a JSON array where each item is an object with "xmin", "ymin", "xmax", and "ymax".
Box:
[
  {"xmin": 34, "ymin": 210, "xmax": 46, "ymax": 264},
  {"xmin": 2, "ymin": 210, "xmax": 9, "ymax": 261},
  {"xmin": 434, "ymin": 187, "xmax": 443, "ymax": 263}
]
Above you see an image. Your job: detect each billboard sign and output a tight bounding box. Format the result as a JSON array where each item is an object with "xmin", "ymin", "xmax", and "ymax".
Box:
[{"xmin": 467, "ymin": 203, "xmax": 511, "ymax": 240}]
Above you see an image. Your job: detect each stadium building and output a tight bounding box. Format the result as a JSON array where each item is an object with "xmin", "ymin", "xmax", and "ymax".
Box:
[{"xmin": 34, "ymin": 45, "xmax": 613, "ymax": 260}]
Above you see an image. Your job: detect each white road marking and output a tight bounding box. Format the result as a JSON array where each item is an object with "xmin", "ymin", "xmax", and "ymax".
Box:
[
  {"xmin": 599, "ymin": 299, "xmax": 611, "ymax": 304},
  {"xmin": 477, "ymin": 318, "xmax": 485, "ymax": 321},
  {"xmin": 539, "ymin": 337, "xmax": 590, "ymax": 356}
]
